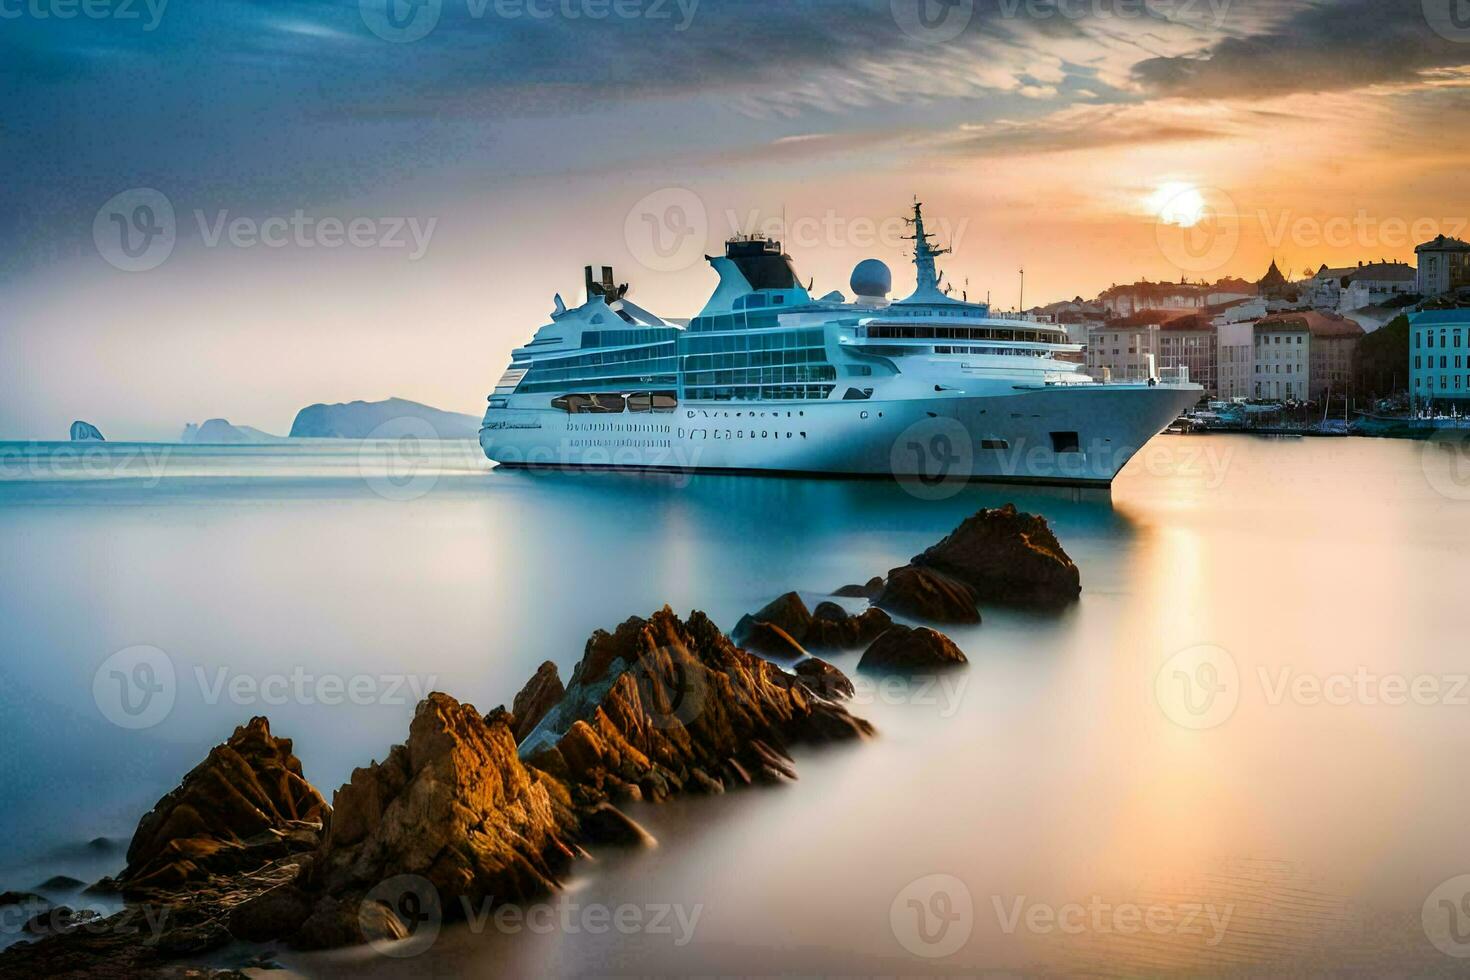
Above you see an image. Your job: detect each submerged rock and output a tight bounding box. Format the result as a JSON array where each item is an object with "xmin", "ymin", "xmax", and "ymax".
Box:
[
  {"xmin": 118, "ymin": 717, "xmax": 328, "ymax": 894},
  {"xmin": 511, "ymin": 660, "xmax": 565, "ymax": 743},
  {"xmin": 833, "ymin": 577, "xmax": 885, "ymax": 600},
  {"xmin": 732, "ymin": 618, "xmax": 809, "ymax": 660},
  {"xmin": 858, "ymin": 626, "xmax": 969, "ymax": 674},
  {"xmin": 912, "ymin": 503, "xmax": 1080, "ymax": 607},
  {"xmin": 793, "ymin": 657, "xmax": 856, "ymax": 700},
  {"xmin": 806, "ymin": 603, "xmax": 893, "ymax": 650},
  {"xmin": 735, "ymin": 592, "xmax": 891, "ymax": 654},
  {"xmin": 875, "ymin": 565, "xmax": 981, "ymax": 625}
]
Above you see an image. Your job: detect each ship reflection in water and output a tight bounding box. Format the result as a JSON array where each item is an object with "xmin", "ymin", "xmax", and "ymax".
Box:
[{"xmin": 1, "ymin": 436, "xmax": 1467, "ymax": 974}]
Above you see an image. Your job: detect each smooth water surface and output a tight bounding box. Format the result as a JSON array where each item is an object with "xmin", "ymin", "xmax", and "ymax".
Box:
[{"xmin": 2, "ymin": 435, "xmax": 1468, "ymax": 975}]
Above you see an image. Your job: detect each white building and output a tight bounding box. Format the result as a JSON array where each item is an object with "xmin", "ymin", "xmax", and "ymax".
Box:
[
  {"xmin": 1416, "ymin": 236, "xmax": 1470, "ymax": 299},
  {"xmin": 1410, "ymin": 308, "xmax": 1470, "ymax": 408},
  {"xmin": 1218, "ymin": 320, "xmax": 1256, "ymax": 400},
  {"xmin": 1253, "ymin": 320, "xmax": 1311, "ymax": 401}
]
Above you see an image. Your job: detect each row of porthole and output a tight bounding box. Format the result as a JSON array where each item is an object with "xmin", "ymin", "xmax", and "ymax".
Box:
[
  {"xmin": 568, "ymin": 424, "xmax": 673, "ymax": 433},
  {"xmin": 690, "ymin": 410, "xmax": 804, "ymax": 419},
  {"xmin": 569, "ymin": 440, "xmax": 673, "ymax": 449}
]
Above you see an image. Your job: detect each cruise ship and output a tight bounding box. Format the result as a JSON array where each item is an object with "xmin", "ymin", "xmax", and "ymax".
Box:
[{"xmin": 480, "ymin": 203, "xmax": 1202, "ymax": 487}]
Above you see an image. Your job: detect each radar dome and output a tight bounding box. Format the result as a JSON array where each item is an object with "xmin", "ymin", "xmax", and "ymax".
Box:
[{"xmin": 850, "ymin": 259, "xmax": 892, "ymax": 300}]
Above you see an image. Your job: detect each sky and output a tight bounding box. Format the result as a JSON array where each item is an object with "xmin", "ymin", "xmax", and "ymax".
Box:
[{"xmin": 3, "ymin": 0, "xmax": 1470, "ymax": 438}]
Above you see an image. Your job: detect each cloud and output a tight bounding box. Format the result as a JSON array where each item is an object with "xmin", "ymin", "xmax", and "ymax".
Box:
[
  {"xmin": 943, "ymin": 100, "xmax": 1236, "ymax": 156},
  {"xmin": 1131, "ymin": 0, "xmax": 1470, "ymax": 100}
]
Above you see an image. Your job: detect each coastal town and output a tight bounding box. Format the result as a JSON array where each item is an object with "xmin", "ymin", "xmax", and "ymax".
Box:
[{"xmin": 1022, "ymin": 233, "xmax": 1470, "ymax": 434}]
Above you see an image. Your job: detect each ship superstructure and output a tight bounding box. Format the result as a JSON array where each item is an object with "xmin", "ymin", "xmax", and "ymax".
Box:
[{"xmin": 480, "ymin": 203, "xmax": 1201, "ymax": 486}]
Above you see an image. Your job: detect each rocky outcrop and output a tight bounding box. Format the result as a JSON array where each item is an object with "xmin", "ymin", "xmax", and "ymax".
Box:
[
  {"xmin": 511, "ymin": 661, "xmax": 565, "ymax": 743},
  {"xmin": 307, "ymin": 693, "xmax": 578, "ymax": 929},
  {"xmin": 522, "ymin": 607, "xmax": 873, "ymax": 802},
  {"xmin": 858, "ymin": 626, "xmax": 969, "ymax": 674},
  {"xmin": 733, "ymin": 619, "xmax": 808, "ymax": 660},
  {"xmin": 793, "ymin": 657, "xmax": 856, "ymax": 700},
  {"xmin": 911, "ymin": 504, "xmax": 1080, "ymax": 607},
  {"xmin": 118, "ymin": 717, "xmax": 328, "ymax": 894},
  {"xmin": 734, "ymin": 592, "xmax": 891, "ymax": 654},
  {"xmin": 807, "ymin": 602, "xmax": 893, "ymax": 650},
  {"xmin": 833, "ymin": 577, "xmax": 885, "ymax": 600},
  {"xmin": 68, "ymin": 421, "xmax": 104, "ymax": 442},
  {"xmin": 874, "ymin": 565, "xmax": 981, "ymax": 625}
]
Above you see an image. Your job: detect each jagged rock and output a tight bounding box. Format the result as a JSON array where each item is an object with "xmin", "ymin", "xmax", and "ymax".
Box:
[
  {"xmin": 858, "ymin": 626, "xmax": 969, "ymax": 674},
  {"xmin": 793, "ymin": 657, "xmax": 856, "ymax": 700},
  {"xmin": 580, "ymin": 803, "xmax": 657, "ymax": 848},
  {"xmin": 308, "ymin": 693, "xmax": 577, "ymax": 924},
  {"xmin": 733, "ymin": 619, "xmax": 808, "ymax": 660},
  {"xmin": 875, "ymin": 565, "xmax": 981, "ymax": 624},
  {"xmin": 520, "ymin": 607, "xmax": 873, "ymax": 805},
  {"xmin": 68, "ymin": 421, "xmax": 104, "ymax": 442},
  {"xmin": 912, "ymin": 503, "xmax": 1081, "ymax": 607},
  {"xmin": 833, "ymin": 576, "xmax": 885, "ymax": 600},
  {"xmin": 511, "ymin": 661, "xmax": 565, "ymax": 743},
  {"xmin": 733, "ymin": 592, "xmax": 812, "ymax": 643},
  {"xmin": 805, "ymin": 603, "xmax": 893, "ymax": 650},
  {"xmin": 119, "ymin": 718, "xmax": 328, "ymax": 894}
]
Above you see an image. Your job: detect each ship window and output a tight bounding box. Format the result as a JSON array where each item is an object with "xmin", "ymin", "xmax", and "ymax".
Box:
[
  {"xmin": 1051, "ymin": 431, "xmax": 1081, "ymax": 454},
  {"xmin": 842, "ymin": 387, "xmax": 872, "ymax": 401},
  {"xmin": 981, "ymin": 439, "xmax": 1009, "ymax": 450}
]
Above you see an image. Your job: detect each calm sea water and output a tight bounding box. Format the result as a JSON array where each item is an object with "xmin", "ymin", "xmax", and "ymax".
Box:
[{"xmin": 2, "ymin": 436, "xmax": 1469, "ymax": 975}]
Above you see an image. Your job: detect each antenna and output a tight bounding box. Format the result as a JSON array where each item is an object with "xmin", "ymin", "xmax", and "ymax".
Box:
[{"xmin": 1019, "ymin": 267, "xmax": 1026, "ymax": 313}]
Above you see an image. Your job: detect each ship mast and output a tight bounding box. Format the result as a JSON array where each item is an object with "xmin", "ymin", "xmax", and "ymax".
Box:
[{"xmin": 900, "ymin": 200, "xmax": 954, "ymax": 304}]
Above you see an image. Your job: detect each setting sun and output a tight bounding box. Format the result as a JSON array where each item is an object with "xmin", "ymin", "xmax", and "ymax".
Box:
[{"xmin": 1152, "ymin": 182, "xmax": 1208, "ymax": 228}]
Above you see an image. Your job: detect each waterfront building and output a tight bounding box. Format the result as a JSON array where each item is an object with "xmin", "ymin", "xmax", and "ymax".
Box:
[
  {"xmin": 1158, "ymin": 314, "xmax": 1217, "ymax": 398},
  {"xmin": 1410, "ymin": 308, "xmax": 1470, "ymax": 408},
  {"xmin": 1085, "ymin": 311, "xmax": 1168, "ymax": 382},
  {"xmin": 1416, "ymin": 236, "xmax": 1470, "ymax": 299},
  {"xmin": 1250, "ymin": 311, "xmax": 1364, "ymax": 402},
  {"xmin": 1302, "ymin": 261, "xmax": 1416, "ymax": 312},
  {"xmin": 1218, "ymin": 320, "xmax": 1255, "ymax": 400}
]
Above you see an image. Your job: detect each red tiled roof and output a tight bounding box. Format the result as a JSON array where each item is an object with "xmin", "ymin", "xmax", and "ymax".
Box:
[
  {"xmin": 1417, "ymin": 235, "xmax": 1470, "ymax": 253},
  {"xmin": 1256, "ymin": 310, "xmax": 1365, "ymax": 338}
]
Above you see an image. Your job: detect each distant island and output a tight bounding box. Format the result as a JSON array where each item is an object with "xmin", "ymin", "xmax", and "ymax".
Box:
[
  {"xmin": 288, "ymin": 398, "xmax": 481, "ymax": 439},
  {"xmin": 69, "ymin": 421, "xmax": 104, "ymax": 442},
  {"xmin": 180, "ymin": 419, "xmax": 285, "ymax": 444}
]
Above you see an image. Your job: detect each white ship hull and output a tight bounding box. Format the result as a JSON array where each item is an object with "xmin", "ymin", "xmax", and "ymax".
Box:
[{"xmin": 481, "ymin": 382, "xmax": 1199, "ymax": 487}]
